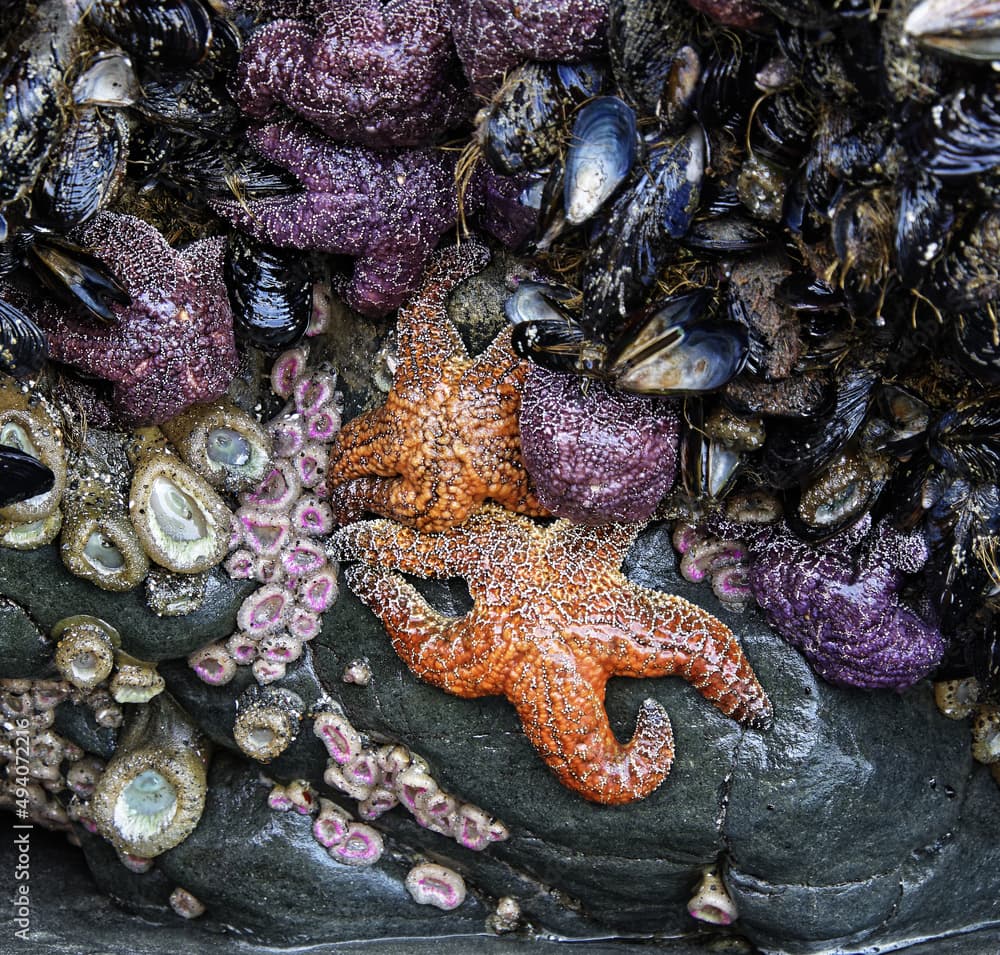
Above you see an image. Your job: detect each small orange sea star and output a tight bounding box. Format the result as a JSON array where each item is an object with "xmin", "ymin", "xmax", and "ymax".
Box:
[{"xmin": 326, "ymin": 240, "xmax": 547, "ymax": 531}]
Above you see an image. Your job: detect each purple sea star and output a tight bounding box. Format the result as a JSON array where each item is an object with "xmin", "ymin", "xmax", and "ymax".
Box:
[
  {"xmin": 449, "ymin": 0, "xmax": 609, "ymax": 95},
  {"xmin": 518, "ymin": 366, "xmax": 679, "ymax": 524},
  {"xmin": 235, "ymin": 0, "xmax": 473, "ymax": 147},
  {"xmin": 707, "ymin": 513, "xmax": 945, "ymax": 690},
  {"xmin": 212, "ymin": 120, "xmax": 535, "ymax": 317},
  {"xmin": 30, "ymin": 213, "xmax": 237, "ymax": 425}
]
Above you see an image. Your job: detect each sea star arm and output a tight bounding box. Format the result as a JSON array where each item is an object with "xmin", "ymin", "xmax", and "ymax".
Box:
[
  {"xmin": 234, "ymin": 21, "xmax": 312, "ymax": 120},
  {"xmin": 507, "ymin": 650, "xmax": 675, "ymax": 805},
  {"xmin": 393, "ymin": 243, "xmax": 490, "ymax": 377},
  {"xmin": 548, "ymin": 518, "xmax": 644, "ymax": 572},
  {"xmin": 344, "ymin": 564, "xmax": 495, "ymax": 693},
  {"xmin": 334, "ymin": 510, "xmax": 537, "ymax": 581},
  {"xmin": 613, "ymin": 589, "xmax": 773, "ymax": 729}
]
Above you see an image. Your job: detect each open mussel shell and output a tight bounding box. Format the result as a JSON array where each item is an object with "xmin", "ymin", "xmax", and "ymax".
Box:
[
  {"xmin": 928, "ymin": 393, "xmax": 1000, "ymax": 481},
  {"xmin": 225, "ymin": 233, "xmax": 312, "ymax": 350},
  {"xmin": 680, "ymin": 401, "xmax": 743, "ymax": 500},
  {"xmin": 0, "ymin": 297, "xmax": 47, "ymax": 378},
  {"xmin": 504, "ymin": 280, "xmax": 577, "ymax": 326},
  {"xmin": 0, "ymin": 388, "xmax": 66, "ymax": 524},
  {"xmin": 72, "ymin": 50, "xmax": 138, "ymax": 107},
  {"xmin": 563, "ymin": 97, "xmax": 638, "ymax": 226},
  {"xmin": 26, "ymin": 235, "xmax": 129, "ymax": 323},
  {"xmin": 870, "ymin": 384, "xmax": 932, "ymax": 455},
  {"xmin": 905, "ymin": 0, "xmax": 1000, "ymax": 61},
  {"xmin": 0, "ymin": 446, "xmax": 55, "ymax": 508},
  {"xmin": 606, "ymin": 290, "xmax": 749, "ymax": 395}
]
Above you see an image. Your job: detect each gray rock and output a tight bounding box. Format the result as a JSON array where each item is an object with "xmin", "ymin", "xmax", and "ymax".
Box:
[
  {"xmin": 0, "ymin": 595, "xmax": 52, "ymax": 678},
  {"xmin": 0, "ymin": 543, "xmax": 254, "ymax": 661},
  {"xmin": 157, "ymin": 752, "xmax": 492, "ymax": 941}
]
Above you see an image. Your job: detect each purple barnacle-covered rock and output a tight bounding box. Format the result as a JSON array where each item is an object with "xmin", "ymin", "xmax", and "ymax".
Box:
[
  {"xmin": 450, "ymin": 0, "xmax": 609, "ymax": 95},
  {"xmin": 712, "ymin": 513, "xmax": 946, "ymax": 691},
  {"xmin": 235, "ymin": 0, "xmax": 474, "ymax": 147},
  {"xmin": 212, "ymin": 120, "xmax": 537, "ymax": 317},
  {"xmin": 519, "ymin": 365, "xmax": 679, "ymax": 524},
  {"xmin": 28, "ymin": 212, "xmax": 238, "ymax": 426}
]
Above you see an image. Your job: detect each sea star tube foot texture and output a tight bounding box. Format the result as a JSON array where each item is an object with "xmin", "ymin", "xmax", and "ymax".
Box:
[
  {"xmin": 335, "ymin": 505, "xmax": 772, "ymax": 804},
  {"xmin": 235, "ymin": 1, "xmax": 473, "ymax": 147},
  {"xmin": 327, "ymin": 241, "xmax": 546, "ymax": 530},
  {"xmin": 706, "ymin": 513, "xmax": 946, "ymax": 690},
  {"xmin": 212, "ymin": 121, "xmax": 536, "ymax": 317},
  {"xmin": 519, "ymin": 366, "xmax": 680, "ymax": 524},
  {"xmin": 29, "ymin": 213, "xmax": 238, "ymax": 425}
]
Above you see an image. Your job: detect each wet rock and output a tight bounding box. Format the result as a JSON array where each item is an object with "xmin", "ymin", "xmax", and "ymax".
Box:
[
  {"xmin": 0, "ymin": 544, "xmax": 254, "ymax": 661},
  {"xmin": 160, "ymin": 651, "xmax": 331, "ymax": 781},
  {"xmin": 0, "ymin": 595, "xmax": 51, "ymax": 678}
]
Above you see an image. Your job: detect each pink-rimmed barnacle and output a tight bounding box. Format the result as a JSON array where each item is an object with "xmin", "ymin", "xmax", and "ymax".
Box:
[
  {"xmin": 313, "ymin": 706, "xmax": 363, "ymax": 766},
  {"xmin": 405, "ymin": 862, "xmax": 466, "ymax": 910},
  {"xmin": 329, "ymin": 822, "xmax": 384, "ymax": 867},
  {"xmin": 187, "ymin": 643, "xmax": 237, "ymax": 686},
  {"xmin": 672, "ymin": 522, "xmax": 753, "ymax": 614},
  {"xmin": 28, "ymin": 212, "xmax": 238, "ymax": 425},
  {"xmin": 236, "ymin": 583, "xmax": 294, "ymax": 638},
  {"xmin": 234, "ymin": 0, "xmax": 472, "ymax": 147},
  {"xmin": 311, "ymin": 797, "xmax": 352, "ymax": 849}
]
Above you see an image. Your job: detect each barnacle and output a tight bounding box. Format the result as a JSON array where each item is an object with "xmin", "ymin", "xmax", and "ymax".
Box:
[{"xmin": 89, "ymin": 694, "xmax": 209, "ymax": 857}]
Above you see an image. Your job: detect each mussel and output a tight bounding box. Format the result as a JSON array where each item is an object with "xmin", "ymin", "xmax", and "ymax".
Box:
[
  {"xmin": 0, "ymin": 297, "xmax": 47, "ymax": 378},
  {"xmin": 563, "ymin": 97, "xmax": 638, "ymax": 226},
  {"xmin": 0, "ymin": 446, "xmax": 55, "ymax": 508},
  {"xmin": 225, "ymin": 233, "xmax": 313, "ymax": 350},
  {"xmin": 479, "ymin": 62, "xmax": 603, "ymax": 176},
  {"xmin": 905, "ymin": 0, "xmax": 1000, "ymax": 62},
  {"xmin": 581, "ymin": 126, "xmax": 705, "ymax": 335}
]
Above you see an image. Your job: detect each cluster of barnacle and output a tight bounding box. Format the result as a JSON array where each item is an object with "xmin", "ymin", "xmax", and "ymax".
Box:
[
  {"xmin": 189, "ymin": 346, "xmax": 342, "ymax": 686},
  {"xmin": 0, "ymin": 675, "xmax": 111, "ymax": 836}
]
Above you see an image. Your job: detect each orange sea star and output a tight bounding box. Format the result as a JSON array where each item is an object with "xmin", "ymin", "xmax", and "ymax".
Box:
[
  {"xmin": 326, "ymin": 240, "xmax": 547, "ymax": 531},
  {"xmin": 335, "ymin": 505, "xmax": 773, "ymax": 804}
]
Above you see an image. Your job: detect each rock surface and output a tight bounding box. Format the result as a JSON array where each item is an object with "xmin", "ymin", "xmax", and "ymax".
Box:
[
  {"xmin": 0, "ymin": 544, "xmax": 253, "ymax": 664},
  {"xmin": 9, "ymin": 518, "xmax": 996, "ymax": 953}
]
